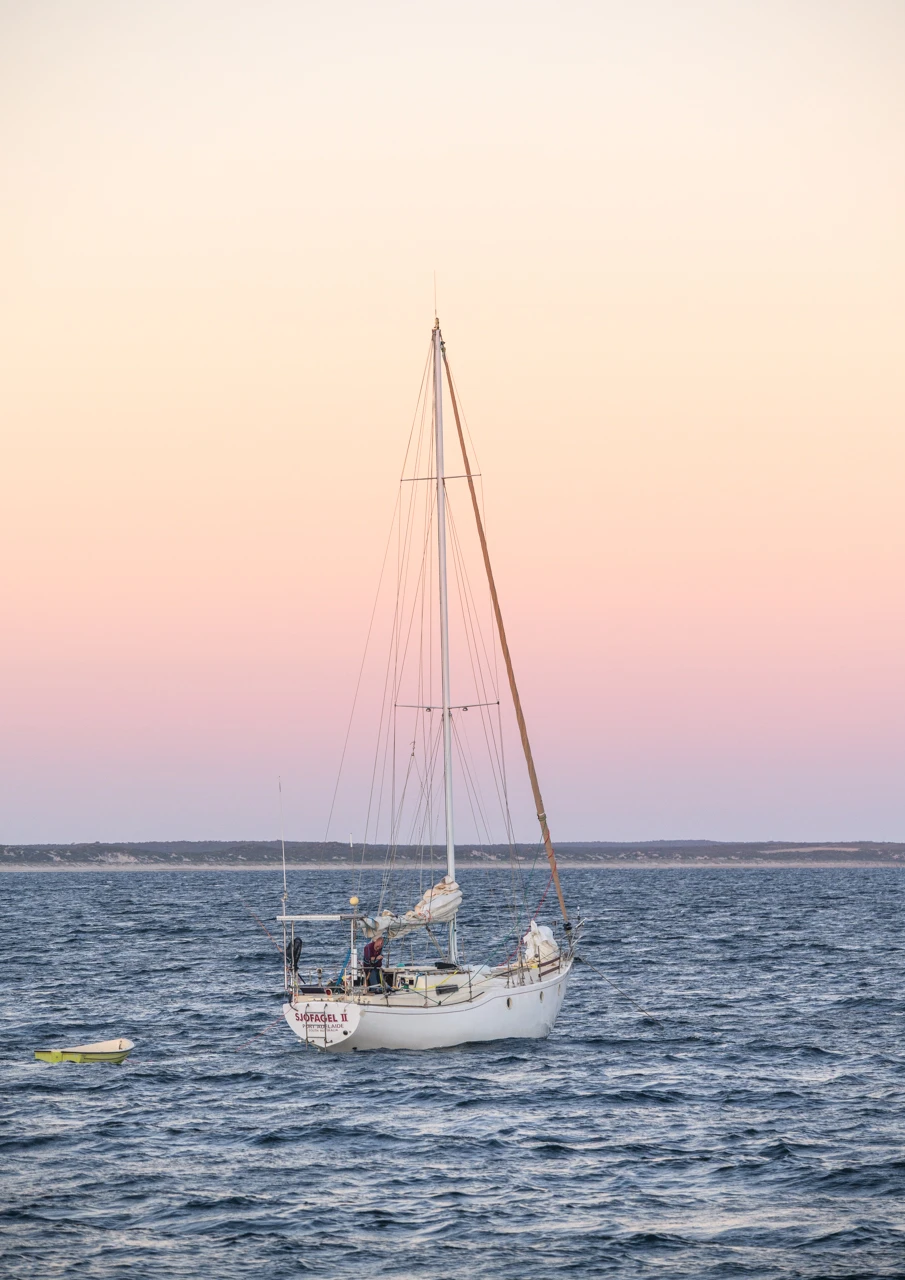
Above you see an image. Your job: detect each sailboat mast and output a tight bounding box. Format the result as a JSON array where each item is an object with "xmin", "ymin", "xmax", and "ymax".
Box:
[{"xmin": 433, "ymin": 318, "xmax": 458, "ymax": 962}]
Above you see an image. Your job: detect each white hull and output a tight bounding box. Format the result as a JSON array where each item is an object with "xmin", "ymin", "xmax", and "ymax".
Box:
[{"xmin": 283, "ymin": 960, "xmax": 572, "ymax": 1052}]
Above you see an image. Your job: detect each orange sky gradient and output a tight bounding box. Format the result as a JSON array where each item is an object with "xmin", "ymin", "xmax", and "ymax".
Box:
[{"xmin": 1, "ymin": 1, "xmax": 903, "ymax": 842}]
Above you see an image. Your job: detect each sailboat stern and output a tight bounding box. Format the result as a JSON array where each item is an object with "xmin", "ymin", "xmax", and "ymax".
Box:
[{"xmin": 283, "ymin": 998, "xmax": 361, "ymax": 1051}]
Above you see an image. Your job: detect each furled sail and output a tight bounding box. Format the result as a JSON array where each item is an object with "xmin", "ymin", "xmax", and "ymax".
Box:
[
  {"xmin": 361, "ymin": 875, "xmax": 462, "ymax": 940},
  {"xmin": 522, "ymin": 920, "xmax": 560, "ymax": 964}
]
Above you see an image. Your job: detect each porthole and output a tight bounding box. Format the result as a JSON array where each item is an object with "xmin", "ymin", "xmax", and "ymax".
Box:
[
  {"xmin": 506, "ymin": 997, "xmax": 512, "ymax": 1008},
  {"xmin": 539, "ymin": 991, "xmax": 544, "ymax": 1002}
]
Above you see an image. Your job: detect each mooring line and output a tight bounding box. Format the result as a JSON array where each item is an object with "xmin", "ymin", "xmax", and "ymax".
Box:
[
  {"xmin": 240, "ymin": 898, "xmax": 284, "ymax": 955},
  {"xmin": 233, "ymin": 1013, "xmax": 288, "ymax": 1052},
  {"xmin": 575, "ymin": 955, "xmax": 664, "ymax": 1027}
]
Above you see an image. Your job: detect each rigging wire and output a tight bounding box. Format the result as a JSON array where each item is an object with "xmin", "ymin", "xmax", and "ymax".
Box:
[
  {"xmin": 357, "ymin": 354, "xmax": 438, "ymax": 897},
  {"xmin": 447, "ymin": 360, "xmax": 514, "ymax": 865},
  {"xmin": 322, "ymin": 340, "xmax": 432, "ymax": 850},
  {"xmin": 279, "ymin": 777, "xmax": 287, "ymax": 903},
  {"xmin": 359, "ymin": 455, "xmax": 433, "ymax": 884},
  {"xmin": 361, "ymin": 473, "xmax": 437, "ymax": 893},
  {"xmin": 446, "ymin": 501, "xmax": 514, "ymax": 841},
  {"xmin": 322, "ymin": 484, "xmax": 402, "ymax": 848},
  {"xmin": 389, "ymin": 375, "xmax": 436, "ymax": 867},
  {"xmin": 447, "ymin": 501, "xmax": 535, "ymax": 923},
  {"xmin": 450, "ymin": 717, "xmax": 493, "ymax": 850}
]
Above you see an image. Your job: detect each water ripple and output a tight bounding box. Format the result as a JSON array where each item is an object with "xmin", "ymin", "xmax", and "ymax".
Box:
[{"xmin": 2, "ymin": 867, "xmax": 905, "ymax": 1277}]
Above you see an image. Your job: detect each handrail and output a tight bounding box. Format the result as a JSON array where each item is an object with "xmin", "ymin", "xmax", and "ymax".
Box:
[{"xmin": 277, "ymin": 914, "xmax": 361, "ymax": 923}]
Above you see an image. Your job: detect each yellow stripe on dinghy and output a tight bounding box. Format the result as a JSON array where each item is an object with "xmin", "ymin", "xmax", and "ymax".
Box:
[{"xmin": 34, "ymin": 1038, "xmax": 134, "ymax": 1064}]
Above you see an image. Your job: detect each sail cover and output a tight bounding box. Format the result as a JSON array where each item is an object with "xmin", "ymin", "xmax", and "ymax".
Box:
[{"xmin": 360, "ymin": 875, "xmax": 462, "ymax": 940}]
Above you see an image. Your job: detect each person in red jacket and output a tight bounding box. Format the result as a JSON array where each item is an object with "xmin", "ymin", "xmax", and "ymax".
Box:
[{"xmin": 363, "ymin": 935, "xmax": 384, "ymax": 990}]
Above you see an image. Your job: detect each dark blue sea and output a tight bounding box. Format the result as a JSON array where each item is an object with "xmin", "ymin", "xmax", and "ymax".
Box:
[{"xmin": 2, "ymin": 868, "xmax": 905, "ymax": 1278}]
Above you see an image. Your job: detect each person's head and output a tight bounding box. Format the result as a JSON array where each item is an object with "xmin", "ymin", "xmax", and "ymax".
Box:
[{"xmin": 374, "ymin": 935, "xmax": 384, "ymax": 952}]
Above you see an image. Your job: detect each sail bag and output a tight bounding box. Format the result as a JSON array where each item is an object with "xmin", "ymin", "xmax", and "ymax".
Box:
[
  {"xmin": 522, "ymin": 920, "xmax": 560, "ymax": 963},
  {"xmin": 361, "ymin": 875, "xmax": 462, "ymax": 940}
]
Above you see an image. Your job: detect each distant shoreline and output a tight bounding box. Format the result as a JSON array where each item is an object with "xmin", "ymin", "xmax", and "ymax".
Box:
[
  {"xmin": 3, "ymin": 860, "xmax": 904, "ymax": 872},
  {"xmin": 4, "ymin": 838, "xmax": 904, "ymax": 873}
]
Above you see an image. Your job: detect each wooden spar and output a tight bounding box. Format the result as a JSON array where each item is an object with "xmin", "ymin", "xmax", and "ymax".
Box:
[{"xmin": 442, "ymin": 345, "xmax": 569, "ymax": 926}]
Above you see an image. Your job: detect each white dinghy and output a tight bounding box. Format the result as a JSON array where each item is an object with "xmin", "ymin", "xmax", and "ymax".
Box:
[
  {"xmin": 35, "ymin": 1038, "xmax": 134, "ymax": 1064},
  {"xmin": 279, "ymin": 317, "xmax": 580, "ymax": 1052}
]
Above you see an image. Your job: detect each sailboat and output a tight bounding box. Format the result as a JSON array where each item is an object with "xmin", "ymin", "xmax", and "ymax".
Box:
[{"xmin": 280, "ymin": 317, "xmax": 579, "ymax": 1052}]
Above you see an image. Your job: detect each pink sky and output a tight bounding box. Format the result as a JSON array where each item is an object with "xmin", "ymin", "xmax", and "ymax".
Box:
[{"xmin": 1, "ymin": 1, "xmax": 903, "ymax": 843}]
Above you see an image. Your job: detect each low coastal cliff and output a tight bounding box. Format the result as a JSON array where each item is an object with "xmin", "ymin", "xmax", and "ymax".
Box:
[{"xmin": 3, "ymin": 840, "xmax": 904, "ymax": 869}]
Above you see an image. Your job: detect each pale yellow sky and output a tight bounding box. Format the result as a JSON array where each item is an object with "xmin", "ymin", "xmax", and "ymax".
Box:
[{"xmin": 1, "ymin": 1, "xmax": 903, "ymax": 841}]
